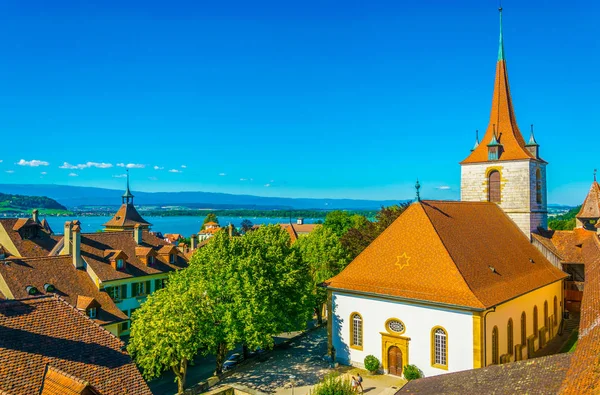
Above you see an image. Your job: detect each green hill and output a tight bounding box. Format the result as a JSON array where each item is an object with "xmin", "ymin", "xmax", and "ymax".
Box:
[
  {"xmin": 548, "ymin": 206, "xmax": 580, "ymax": 230},
  {"xmin": 0, "ymin": 192, "xmax": 70, "ymax": 215}
]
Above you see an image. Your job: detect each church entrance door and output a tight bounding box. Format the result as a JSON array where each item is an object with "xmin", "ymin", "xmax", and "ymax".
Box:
[{"xmin": 388, "ymin": 346, "xmax": 403, "ymax": 376}]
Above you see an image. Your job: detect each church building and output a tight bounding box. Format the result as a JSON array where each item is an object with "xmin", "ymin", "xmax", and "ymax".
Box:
[
  {"xmin": 103, "ymin": 171, "xmax": 152, "ymax": 232},
  {"xmin": 324, "ymin": 8, "xmax": 567, "ymax": 378}
]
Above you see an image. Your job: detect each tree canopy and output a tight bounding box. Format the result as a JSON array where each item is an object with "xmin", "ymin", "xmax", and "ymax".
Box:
[{"xmin": 201, "ymin": 213, "xmax": 219, "ymax": 229}]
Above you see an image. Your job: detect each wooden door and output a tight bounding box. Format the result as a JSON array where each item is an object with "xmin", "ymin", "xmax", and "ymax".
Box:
[{"xmin": 388, "ymin": 346, "xmax": 403, "ymax": 376}]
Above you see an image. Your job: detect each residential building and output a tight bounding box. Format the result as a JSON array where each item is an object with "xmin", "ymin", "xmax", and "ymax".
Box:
[
  {"xmin": 0, "ymin": 210, "xmax": 59, "ymax": 258},
  {"xmin": 0, "ymin": 295, "xmax": 152, "ymax": 395}
]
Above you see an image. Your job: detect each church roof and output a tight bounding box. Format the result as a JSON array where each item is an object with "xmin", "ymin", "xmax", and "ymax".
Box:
[
  {"xmin": 462, "ymin": 9, "xmax": 541, "ymax": 164},
  {"xmin": 532, "ymin": 228, "xmax": 597, "ymax": 264},
  {"xmin": 324, "ymin": 201, "xmax": 567, "ymax": 310},
  {"xmin": 576, "ymin": 180, "xmax": 600, "ymax": 219},
  {"xmin": 102, "ymin": 204, "xmax": 151, "ymax": 228}
]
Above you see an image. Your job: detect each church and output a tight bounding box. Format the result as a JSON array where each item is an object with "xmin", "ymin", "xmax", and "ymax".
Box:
[{"xmin": 324, "ymin": 9, "xmax": 568, "ymax": 378}]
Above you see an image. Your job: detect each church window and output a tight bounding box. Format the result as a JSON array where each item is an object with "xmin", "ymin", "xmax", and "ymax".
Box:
[
  {"xmin": 521, "ymin": 312, "xmax": 527, "ymax": 345},
  {"xmin": 386, "ymin": 319, "xmax": 405, "ymax": 334},
  {"xmin": 431, "ymin": 326, "xmax": 448, "ymax": 368},
  {"xmin": 553, "ymin": 296, "xmax": 558, "ymax": 326},
  {"xmin": 536, "ymin": 169, "xmax": 542, "ymax": 204},
  {"xmin": 491, "ymin": 326, "xmax": 499, "ymax": 365},
  {"xmin": 533, "ymin": 306, "xmax": 539, "ymax": 336},
  {"xmin": 350, "ymin": 313, "xmax": 363, "ymax": 349},
  {"xmin": 507, "ymin": 318, "xmax": 514, "ymax": 354},
  {"xmin": 544, "ymin": 301, "xmax": 549, "ymax": 328},
  {"xmin": 488, "ymin": 171, "xmax": 501, "ymax": 203}
]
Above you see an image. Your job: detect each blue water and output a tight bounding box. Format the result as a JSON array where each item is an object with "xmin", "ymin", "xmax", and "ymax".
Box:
[{"xmin": 44, "ymin": 216, "xmax": 318, "ymax": 236}]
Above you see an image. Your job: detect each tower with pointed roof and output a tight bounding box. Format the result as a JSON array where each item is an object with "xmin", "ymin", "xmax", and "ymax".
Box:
[
  {"xmin": 575, "ymin": 170, "xmax": 600, "ymax": 230},
  {"xmin": 103, "ymin": 171, "xmax": 152, "ymax": 231},
  {"xmin": 460, "ymin": 8, "xmax": 547, "ymax": 237}
]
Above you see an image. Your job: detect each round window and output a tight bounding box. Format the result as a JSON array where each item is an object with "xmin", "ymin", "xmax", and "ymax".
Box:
[{"xmin": 387, "ymin": 320, "xmax": 405, "ymax": 333}]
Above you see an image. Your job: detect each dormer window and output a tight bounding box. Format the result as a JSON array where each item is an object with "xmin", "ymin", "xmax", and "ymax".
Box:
[
  {"xmin": 169, "ymin": 254, "xmax": 176, "ymax": 264},
  {"xmin": 88, "ymin": 307, "xmax": 97, "ymax": 319},
  {"xmin": 117, "ymin": 259, "xmax": 124, "ymax": 269}
]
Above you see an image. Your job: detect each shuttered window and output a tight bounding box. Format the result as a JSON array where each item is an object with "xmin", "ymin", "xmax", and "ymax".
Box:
[{"xmin": 488, "ymin": 171, "xmax": 501, "ymax": 203}]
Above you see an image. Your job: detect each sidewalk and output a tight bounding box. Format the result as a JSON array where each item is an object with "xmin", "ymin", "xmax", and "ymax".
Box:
[{"xmin": 531, "ymin": 313, "xmax": 580, "ymax": 359}]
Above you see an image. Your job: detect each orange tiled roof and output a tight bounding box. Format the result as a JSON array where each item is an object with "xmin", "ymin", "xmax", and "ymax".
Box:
[
  {"xmin": 77, "ymin": 230, "xmax": 187, "ymax": 282},
  {"xmin": 576, "ymin": 181, "xmax": 600, "ymax": 219},
  {"xmin": 164, "ymin": 233, "xmax": 183, "ymax": 243},
  {"xmin": 560, "ymin": 235, "xmax": 600, "ymax": 394},
  {"xmin": 75, "ymin": 296, "xmax": 99, "ymax": 311},
  {"xmin": 0, "ymin": 219, "xmax": 60, "ymax": 258},
  {"xmin": 325, "ymin": 201, "xmax": 566, "ymax": 310},
  {"xmin": 0, "ymin": 296, "xmax": 151, "ymax": 395},
  {"xmin": 533, "ymin": 228, "xmax": 597, "ymax": 264},
  {"xmin": 102, "ymin": 204, "xmax": 151, "ymax": 228},
  {"xmin": 461, "ymin": 59, "xmax": 540, "ymax": 164},
  {"xmin": 0, "ymin": 255, "xmax": 126, "ymax": 325},
  {"xmin": 40, "ymin": 365, "xmax": 98, "ymax": 395}
]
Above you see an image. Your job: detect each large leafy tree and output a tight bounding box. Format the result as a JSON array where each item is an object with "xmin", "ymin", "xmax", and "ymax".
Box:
[
  {"xmin": 240, "ymin": 219, "xmax": 254, "ymax": 232},
  {"xmin": 294, "ymin": 225, "xmax": 350, "ymax": 324},
  {"xmin": 323, "ymin": 211, "xmax": 368, "ymax": 238},
  {"xmin": 201, "ymin": 213, "xmax": 220, "ymax": 229}
]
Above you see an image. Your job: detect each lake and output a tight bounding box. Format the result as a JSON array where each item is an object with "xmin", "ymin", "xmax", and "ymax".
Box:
[{"xmin": 44, "ymin": 216, "xmax": 319, "ymax": 236}]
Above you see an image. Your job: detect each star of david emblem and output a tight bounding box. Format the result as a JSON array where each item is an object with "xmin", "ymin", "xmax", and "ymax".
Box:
[{"xmin": 395, "ymin": 252, "xmax": 410, "ymax": 270}]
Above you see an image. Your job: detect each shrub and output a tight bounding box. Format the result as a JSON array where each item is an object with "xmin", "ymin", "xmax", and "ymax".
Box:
[
  {"xmin": 310, "ymin": 373, "xmax": 353, "ymax": 395},
  {"xmin": 364, "ymin": 355, "xmax": 380, "ymax": 372},
  {"xmin": 403, "ymin": 364, "xmax": 423, "ymax": 381}
]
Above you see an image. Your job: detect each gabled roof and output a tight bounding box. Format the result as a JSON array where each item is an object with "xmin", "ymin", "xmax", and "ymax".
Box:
[
  {"xmin": 0, "ymin": 255, "xmax": 126, "ymax": 325},
  {"xmin": 102, "ymin": 204, "xmax": 151, "ymax": 228},
  {"xmin": 40, "ymin": 365, "xmax": 99, "ymax": 395},
  {"xmin": 532, "ymin": 228, "xmax": 597, "ymax": 264},
  {"xmin": 325, "ymin": 201, "xmax": 566, "ymax": 310},
  {"xmin": 76, "ymin": 230, "xmax": 187, "ymax": 282},
  {"xmin": 0, "ymin": 219, "xmax": 60, "ymax": 258},
  {"xmin": 0, "ymin": 296, "xmax": 151, "ymax": 395},
  {"xmin": 12, "ymin": 218, "xmax": 41, "ymax": 231},
  {"xmin": 576, "ymin": 180, "xmax": 600, "ymax": 219},
  {"xmin": 75, "ymin": 296, "xmax": 100, "ymax": 311},
  {"xmin": 461, "ymin": 9, "xmax": 541, "ymax": 164}
]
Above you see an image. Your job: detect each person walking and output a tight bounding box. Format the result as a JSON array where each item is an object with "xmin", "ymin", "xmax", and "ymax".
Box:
[
  {"xmin": 357, "ymin": 373, "xmax": 364, "ymax": 394},
  {"xmin": 351, "ymin": 376, "xmax": 358, "ymax": 393}
]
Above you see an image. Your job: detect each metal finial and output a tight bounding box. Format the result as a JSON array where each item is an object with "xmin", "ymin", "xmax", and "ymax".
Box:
[
  {"xmin": 415, "ymin": 179, "xmax": 421, "ymax": 202},
  {"xmin": 471, "ymin": 130, "xmax": 480, "ymax": 151},
  {"xmin": 498, "ymin": 6, "xmax": 505, "ymax": 61},
  {"xmin": 595, "ymin": 169, "xmax": 597, "ymax": 182}
]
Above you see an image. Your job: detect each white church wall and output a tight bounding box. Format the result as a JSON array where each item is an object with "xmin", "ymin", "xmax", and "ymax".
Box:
[{"xmin": 331, "ymin": 291, "xmax": 474, "ymax": 378}]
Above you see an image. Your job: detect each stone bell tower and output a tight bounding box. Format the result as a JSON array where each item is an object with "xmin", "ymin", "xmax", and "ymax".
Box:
[{"xmin": 460, "ymin": 8, "xmax": 547, "ymax": 237}]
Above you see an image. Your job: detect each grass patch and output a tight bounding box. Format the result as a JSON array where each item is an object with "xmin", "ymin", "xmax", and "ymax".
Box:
[{"xmin": 561, "ymin": 330, "xmax": 578, "ymax": 353}]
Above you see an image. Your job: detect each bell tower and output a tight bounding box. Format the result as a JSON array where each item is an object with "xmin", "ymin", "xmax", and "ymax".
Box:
[{"xmin": 460, "ymin": 8, "xmax": 547, "ymax": 237}]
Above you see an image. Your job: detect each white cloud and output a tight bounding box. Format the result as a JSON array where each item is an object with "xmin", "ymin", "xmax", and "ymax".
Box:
[
  {"xmin": 437, "ymin": 186, "xmax": 451, "ymax": 190},
  {"xmin": 40, "ymin": 171, "xmax": 47, "ymax": 175},
  {"xmin": 113, "ymin": 174, "xmax": 127, "ymax": 178},
  {"xmin": 60, "ymin": 161, "xmax": 112, "ymax": 169},
  {"xmin": 68, "ymin": 172, "xmax": 78, "ymax": 177},
  {"xmin": 148, "ymin": 176, "xmax": 158, "ymax": 181},
  {"xmin": 0, "ymin": 160, "xmax": 3, "ymax": 163},
  {"xmin": 5, "ymin": 170, "xmax": 14, "ymax": 174},
  {"xmin": 17, "ymin": 159, "xmax": 49, "ymax": 167},
  {"xmin": 264, "ymin": 183, "xmax": 271, "ymax": 187},
  {"xmin": 153, "ymin": 166, "xmax": 164, "ymax": 170},
  {"xmin": 181, "ymin": 165, "xmax": 187, "ymax": 169},
  {"xmin": 240, "ymin": 178, "xmax": 247, "ymax": 181},
  {"xmin": 168, "ymin": 169, "xmax": 182, "ymax": 173},
  {"xmin": 219, "ymin": 173, "xmax": 227, "ymax": 176},
  {"xmin": 117, "ymin": 163, "xmax": 145, "ymax": 169}
]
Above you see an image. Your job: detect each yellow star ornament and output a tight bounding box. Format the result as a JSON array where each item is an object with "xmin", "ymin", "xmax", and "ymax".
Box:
[{"xmin": 395, "ymin": 252, "xmax": 410, "ymax": 270}]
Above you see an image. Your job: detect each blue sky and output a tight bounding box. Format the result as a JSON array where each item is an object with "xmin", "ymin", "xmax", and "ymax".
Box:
[{"xmin": 0, "ymin": 0, "xmax": 597, "ymax": 205}]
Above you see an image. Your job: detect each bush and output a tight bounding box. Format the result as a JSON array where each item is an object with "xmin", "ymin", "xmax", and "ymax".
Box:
[
  {"xmin": 364, "ymin": 355, "xmax": 380, "ymax": 372},
  {"xmin": 310, "ymin": 373, "xmax": 353, "ymax": 395},
  {"xmin": 403, "ymin": 364, "xmax": 423, "ymax": 381}
]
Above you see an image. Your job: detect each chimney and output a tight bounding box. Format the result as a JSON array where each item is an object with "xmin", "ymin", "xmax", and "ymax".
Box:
[
  {"xmin": 190, "ymin": 234, "xmax": 198, "ymax": 250},
  {"xmin": 32, "ymin": 209, "xmax": 39, "ymax": 223},
  {"xmin": 297, "ymin": 218, "xmax": 304, "ymax": 225},
  {"xmin": 63, "ymin": 221, "xmax": 73, "ymax": 255},
  {"xmin": 72, "ymin": 224, "xmax": 83, "ymax": 269},
  {"xmin": 228, "ymin": 223, "xmax": 233, "ymax": 237},
  {"xmin": 134, "ymin": 224, "xmax": 143, "ymax": 245}
]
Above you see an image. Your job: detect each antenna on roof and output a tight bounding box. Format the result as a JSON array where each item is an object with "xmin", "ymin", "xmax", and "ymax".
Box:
[{"xmin": 415, "ymin": 179, "xmax": 421, "ymax": 202}]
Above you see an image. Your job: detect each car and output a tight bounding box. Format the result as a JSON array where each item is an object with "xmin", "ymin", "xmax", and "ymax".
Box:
[{"xmin": 222, "ymin": 353, "xmax": 242, "ymax": 371}]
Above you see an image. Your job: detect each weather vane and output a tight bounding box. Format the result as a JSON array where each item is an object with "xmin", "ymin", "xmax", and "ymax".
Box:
[{"xmin": 415, "ymin": 179, "xmax": 421, "ymax": 202}]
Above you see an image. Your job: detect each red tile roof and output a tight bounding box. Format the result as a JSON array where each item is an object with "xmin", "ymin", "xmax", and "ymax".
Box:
[
  {"xmin": 102, "ymin": 204, "xmax": 151, "ymax": 228},
  {"xmin": 0, "ymin": 219, "xmax": 60, "ymax": 258},
  {"xmin": 0, "ymin": 295, "xmax": 151, "ymax": 395},
  {"xmin": 533, "ymin": 228, "xmax": 597, "ymax": 263},
  {"xmin": 0, "ymin": 255, "xmax": 127, "ymax": 325},
  {"xmin": 576, "ymin": 181, "xmax": 600, "ymax": 219},
  {"xmin": 325, "ymin": 201, "xmax": 566, "ymax": 310},
  {"xmin": 40, "ymin": 365, "xmax": 99, "ymax": 395}
]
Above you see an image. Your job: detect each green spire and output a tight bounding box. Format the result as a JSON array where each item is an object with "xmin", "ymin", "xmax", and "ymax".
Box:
[
  {"xmin": 498, "ymin": 7, "xmax": 505, "ymax": 61},
  {"xmin": 122, "ymin": 170, "xmax": 134, "ymax": 203}
]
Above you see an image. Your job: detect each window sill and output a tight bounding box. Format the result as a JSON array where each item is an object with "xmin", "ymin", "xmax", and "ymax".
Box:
[
  {"xmin": 350, "ymin": 345, "xmax": 363, "ymax": 351},
  {"xmin": 431, "ymin": 363, "xmax": 448, "ymax": 370}
]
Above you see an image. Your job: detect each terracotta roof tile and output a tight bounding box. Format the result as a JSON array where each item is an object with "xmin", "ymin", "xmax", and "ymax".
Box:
[
  {"xmin": 40, "ymin": 365, "xmax": 98, "ymax": 395},
  {"xmin": 0, "ymin": 255, "xmax": 127, "ymax": 325},
  {"xmin": 0, "ymin": 219, "xmax": 60, "ymax": 258},
  {"xmin": 325, "ymin": 201, "xmax": 566, "ymax": 309},
  {"xmin": 75, "ymin": 296, "xmax": 100, "ymax": 311},
  {"xmin": 534, "ymin": 228, "xmax": 597, "ymax": 263},
  {"xmin": 0, "ymin": 296, "xmax": 151, "ymax": 395},
  {"xmin": 576, "ymin": 181, "xmax": 600, "ymax": 219},
  {"xmin": 102, "ymin": 204, "xmax": 151, "ymax": 228}
]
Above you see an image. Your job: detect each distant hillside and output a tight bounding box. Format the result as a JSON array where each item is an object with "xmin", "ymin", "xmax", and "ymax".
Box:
[
  {"xmin": 0, "ymin": 192, "xmax": 68, "ymax": 213},
  {"xmin": 0, "ymin": 184, "xmax": 406, "ymax": 210},
  {"xmin": 548, "ymin": 206, "xmax": 580, "ymax": 230}
]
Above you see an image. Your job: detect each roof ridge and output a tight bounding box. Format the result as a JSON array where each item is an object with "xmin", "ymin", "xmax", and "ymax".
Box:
[
  {"xmin": 417, "ymin": 202, "xmax": 487, "ymax": 309},
  {"xmin": 4, "ymin": 255, "xmax": 71, "ymax": 262},
  {"xmin": 44, "ymin": 364, "xmax": 91, "ymax": 387}
]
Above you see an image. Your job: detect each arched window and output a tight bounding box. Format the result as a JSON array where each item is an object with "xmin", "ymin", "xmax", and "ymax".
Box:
[
  {"xmin": 507, "ymin": 318, "xmax": 514, "ymax": 355},
  {"xmin": 533, "ymin": 306, "xmax": 539, "ymax": 336},
  {"xmin": 536, "ymin": 169, "xmax": 542, "ymax": 204},
  {"xmin": 431, "ymin": 326, "xmax": 448, "ymax": 368},
  {"xmin": 488, "ymin": 171, "xmax": 501, "ymax": 203},
  {"xmin": 521, "ymin": 312, "xmax": 527, "ymax": 345},
  {"xmin": 553, "ymin": 296, "xmax": 558, "ymax": 326},
  {"xmin": 350, "ymin": 313, "xmax": 363, "ymax": 349},
  {"xmin": 492, "ymin": 326, "xmax": 499, "ymax": 365},
  {"xmin": 544, "ymin": 301, "xmax": 549, "ymax": 328}
]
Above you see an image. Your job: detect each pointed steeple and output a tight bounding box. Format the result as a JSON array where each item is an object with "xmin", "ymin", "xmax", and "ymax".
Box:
[
  {"xmin": 122, "ymin": 170, "xmax": 134, "ymax": 204},
  {"xmin": 471, "ymin": 130, "xmax": 480, "ymax": 152},
  {"xmin": 462, "ymin": 8, "xmax": 543, "ymax": 164}
]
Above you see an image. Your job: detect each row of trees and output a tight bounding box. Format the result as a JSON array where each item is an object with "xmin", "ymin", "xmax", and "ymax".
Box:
[{"xmin": 128, "ymin": 203, "xmax": 410, "ymax": 394}]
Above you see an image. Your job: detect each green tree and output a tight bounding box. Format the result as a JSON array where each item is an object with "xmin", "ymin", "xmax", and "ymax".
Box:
[
  {"xmin": 295, "ymin": 225, "xmax": 350, "ymax": 324},
  {"xmin": 240, "ymin": 219, "xmax": 254, "ymax": 232},
  {"xmin": 127, "ymin": 279, "xmax": 205, "ymax": 394},
  {"xmin": 201, "ymin": 213, "xmax": 219, "ymax": 229},
  {"xmin": 323, "ymin": 210, "xmax": 368, "ymax": 238}
]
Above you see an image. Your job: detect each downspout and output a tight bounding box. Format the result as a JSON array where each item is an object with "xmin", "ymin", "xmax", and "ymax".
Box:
[{"xmin": 482, "ymin": 307, "xmax": 496, "ymax": 367}]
